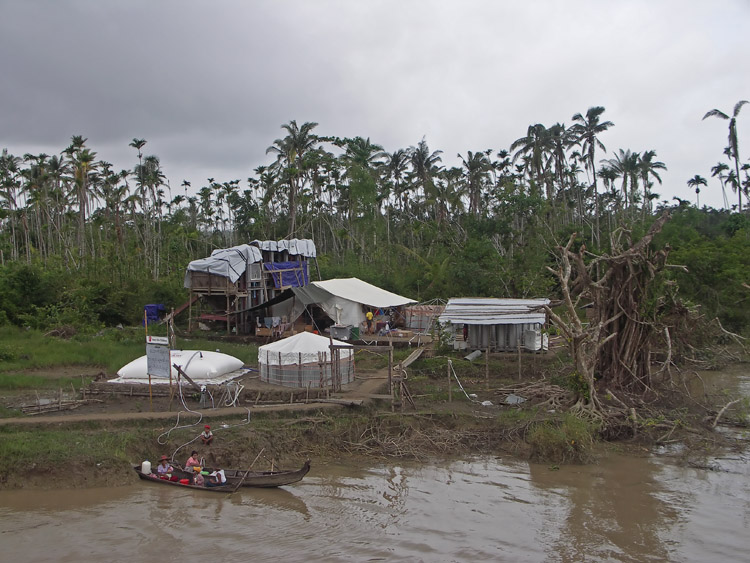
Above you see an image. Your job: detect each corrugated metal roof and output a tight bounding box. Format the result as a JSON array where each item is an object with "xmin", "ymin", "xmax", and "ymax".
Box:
[{"xmin": 439, "ymin": 297, "xmax": 550, "ymax": 325}]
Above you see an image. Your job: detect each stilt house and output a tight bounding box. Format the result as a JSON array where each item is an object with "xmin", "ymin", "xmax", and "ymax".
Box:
[{"xmin": 183, "ymin": 239, "xmax": 317, "ymax": 334}]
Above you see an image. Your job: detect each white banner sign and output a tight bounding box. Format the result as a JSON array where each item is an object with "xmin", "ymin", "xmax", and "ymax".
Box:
[{"xmin": 146, "ymin": 341, "xmax": 171, "ymax": 378}]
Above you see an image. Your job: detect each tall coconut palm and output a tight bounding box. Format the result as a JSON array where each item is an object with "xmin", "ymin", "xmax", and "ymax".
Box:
[
  {"xmin": 63, "ymin": 136, "xmax": 98, "ymax": 261},
  {"xmin": 638, "ymin": 150, "xmax": 667, "ymax": 216},
  {"xmin": 458, "ymin": 150, "xmax": 492, "ymax": 216},
  {"xmin": 703, "ymin": 100, "xmax": 748, "ymax": 211},
  {"xmin": 711, "ymin": 162, "xmax": 730, "ymax": 209},
  {"xmin": 408, "ymin": 139, "xmax": 442, "ymax": 196},
  {"xmin": 510, "ymin": 123, "xmax": 551, "ymax": 198},
  {"xmin": 266, "ymin": 120, "xmax": 320, "ymax": 235},
  {"xmin": 381, "ymin": 149, "xmax": 410, "ymax": 212},
  {"xmin": 687, "ymin": 174, "xmax": 707, "ymax": 207},
  {"xmin": 571, "ymin": 106, "xmax": 614, "ymax": 243},
  {"xmin": 603, "ymin": 149, "xmax": 640, "ymax": 213}
]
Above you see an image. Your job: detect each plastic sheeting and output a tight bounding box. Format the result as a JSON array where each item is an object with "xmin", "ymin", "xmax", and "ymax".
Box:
[
  {"xmin": 184, "ymin": 239, "xmax": 316, "ymax": 288},
  {"xmin": 258, "ymin": 331, "xmax": 352, "ymax": 366},
  {"xmin": 264, "ymin": 261, "xmax": 309, "ymax": 288},
  {"xmin": 250, "ymin": 239, "xmax": 317, "ymax": 257},
  {"xmin": 289, "ymin": 278, "xmax": 416, "ymax": 327},
  {"xmin": 184, "ymin": 244, "xmax": 263, "ymax": 286},
  {"xmin": 111, "ymin": 350, "xmax": 246, "ymax": 385}
]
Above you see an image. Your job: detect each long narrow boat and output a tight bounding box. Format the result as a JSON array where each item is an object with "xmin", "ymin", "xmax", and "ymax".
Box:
[
  {"xmin": 133, "ymin": 466, "xmax": 238, "ymax": 492},
  {"xmin": 217, "ymin": 460, "xmax": 311, "ymax": 488},
  {"xmin": 179, "ymin": 460, "xmax": 311, "ymax": 488}
]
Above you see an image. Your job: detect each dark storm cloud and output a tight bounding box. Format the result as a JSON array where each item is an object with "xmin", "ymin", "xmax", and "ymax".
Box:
[{"xmin": 1, "ymin": 0, "xmax": 749, "ymax": 205}]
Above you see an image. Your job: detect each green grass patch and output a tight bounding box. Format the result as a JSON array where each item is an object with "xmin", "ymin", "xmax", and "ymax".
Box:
[
  {"xmin": 0, "ymin": 326, "xmax": 259, "ymax": 375},
  {"xmin": 0, "ymin": 373, "xmax": 94, "ymax": 391},
  {"xmin": 0, "ymin": 426, "xmax": 142, "ymax": 468},
  {"xmin": 527, "ymin": 413, "xmax": 599, "ymax": 463}
]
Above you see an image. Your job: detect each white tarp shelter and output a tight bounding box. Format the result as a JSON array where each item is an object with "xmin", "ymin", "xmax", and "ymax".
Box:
[
  {"xmin": 184, "ymin": 239, "xmax": 316, "ymax": 287},
  {"xmin": 258, "ymin": 331, "xmax": 354, "ymax": 388},
  {"xmin": 285, "ymin": 277, "xmax": 416, "ymax": 327},
  {"xmin": 439, "ymin": 298, "xmax": 550, "ymax": 352}
]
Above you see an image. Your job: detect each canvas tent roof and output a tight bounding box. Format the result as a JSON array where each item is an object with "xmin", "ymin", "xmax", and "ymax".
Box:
[
  {"xmin": 288, "ymin": 277, "xmax": 416, "ymax": 326},
  {"xmin": 258, "ymin": 331, "xmax": 352, "ymax": 366},
  {"xmin": 184, "ymin": 239, "xmax": 316, "ymax": 286},
  {"xmin": 439, "ymin": 298, "xmax": 550, "ymax": 326}
]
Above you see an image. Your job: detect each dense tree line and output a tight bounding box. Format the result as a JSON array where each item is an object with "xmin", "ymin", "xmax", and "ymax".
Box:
[{"xmin": 1, "ymin": 105, "xmax": 749, "ymax": 333}]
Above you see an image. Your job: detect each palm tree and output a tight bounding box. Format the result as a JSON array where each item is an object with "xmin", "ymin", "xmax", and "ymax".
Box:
[
  {"xmin": 510, "ymin": 123, "xmax": 551, "ymax": 198},
  {"xmin": 602, "ymin": 149, "xmax": 640, "ymax": 212},
  {"xmin": 381, "ymin": 149, "xmax": 410, "ymax": 212},
  {"xmin": 571, "ymin": 106, "xmax": 614, "ymax": 243},
  {"xmin": 458, "ymin": 150, "xmax": 492, "ymax": 216},
  {"xmin": 703, "ymin": 100, "xmax": 748, "ymax": 211},
  {"xmin": 638, "ymin": 150, "xmax": 667, "ymax": 216},
  {"xmin": 687, "ymin": 174, "xmax": 707, "ymax": 207},
  {"xmin": 266, "ymin": 120, "xmax": 320, "ymax": 235},
  {"xmin": 711, "ymin": 162, "xmax": 730, "ymax": 209},
  {"xmin": 408, "ymin": 138, "xmax": 442, "ymax": 195}
]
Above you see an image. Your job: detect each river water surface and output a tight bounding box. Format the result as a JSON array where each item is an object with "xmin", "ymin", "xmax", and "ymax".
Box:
[{"xmin": 1, "ymin": 449, "xmax": 749, "ymax": 562}]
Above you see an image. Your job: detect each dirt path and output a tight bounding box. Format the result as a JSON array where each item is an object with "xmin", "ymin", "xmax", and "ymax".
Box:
[{"xmin": 0, "ymin": 372, "xmax": 391, "ymax": 426}]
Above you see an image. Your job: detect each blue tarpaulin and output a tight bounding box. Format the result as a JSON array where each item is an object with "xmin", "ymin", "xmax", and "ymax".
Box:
[
  {"xmin": 263, "ymin": 261, "xmax": 308, "ymax": 288},
  {"xmin": 143, "ymin": 304, "xmax": 166, "ymax": 325}
]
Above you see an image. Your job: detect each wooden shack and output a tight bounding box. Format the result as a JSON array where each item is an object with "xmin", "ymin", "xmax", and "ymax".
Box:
[{"xmin": 183, "ymin": 239, "xmax": 318, "ymax": 334}]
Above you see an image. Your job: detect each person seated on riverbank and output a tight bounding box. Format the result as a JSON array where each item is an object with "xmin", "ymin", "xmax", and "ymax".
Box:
[
  {"xmin": 185, "ymin": 450, "xmax": 201, "ymax": 470},
  {"xmin": 156, "ymin": 455, "xmax": 173, "ymax": 478},
  {"xmin": 200, "ymin": 425, "xmax": 214, "ymax": 446},
  {"xmin": 205, "ymin": 469, "xmax": 227, "ymax": 487}
]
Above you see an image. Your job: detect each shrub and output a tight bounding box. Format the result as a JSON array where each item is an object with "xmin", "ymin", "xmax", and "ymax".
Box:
[{"xmin": 527, "ymin": 413, "xmax": 598, "ymax": 463}]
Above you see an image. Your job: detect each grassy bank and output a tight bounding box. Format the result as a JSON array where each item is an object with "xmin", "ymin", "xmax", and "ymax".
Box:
[
  {"xmin": 0, "ymin": 405, "xmax": 605, "ymax": 489},
  {"xmin": 0, "ymin": 325, "xmax": 260, "ymax": 374}
]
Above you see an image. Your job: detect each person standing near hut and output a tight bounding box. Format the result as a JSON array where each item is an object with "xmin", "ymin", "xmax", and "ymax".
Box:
[
  {"xmin": 365, "ymin": 310, "xmax": 374, "ymax": 334},
  {"xmin": 200, "ymin": 425, "xmax": 214, "ymax": 446}
]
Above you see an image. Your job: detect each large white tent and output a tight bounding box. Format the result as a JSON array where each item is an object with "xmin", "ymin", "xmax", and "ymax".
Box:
[
  {"xmin": 283, "ymin": 277, "xmax": 416, "ymax": 327},
  {"xmin": 258, "ymin": 331, "xmax": 354, "ymax": 388}
]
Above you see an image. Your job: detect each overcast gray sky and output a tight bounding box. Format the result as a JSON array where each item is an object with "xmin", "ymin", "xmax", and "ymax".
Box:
[{"xmin": 1, "ymin": 0, "xmax": 748, "ymax": 210}]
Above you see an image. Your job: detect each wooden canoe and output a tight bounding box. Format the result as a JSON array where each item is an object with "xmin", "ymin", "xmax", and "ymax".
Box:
[
  {"xmin": 180, "ymin": 459, "xmax": 311, "ymax": 488},
  {"xmin": 133, "ymin": 466, "xmax": 237, "ymax": 493}
]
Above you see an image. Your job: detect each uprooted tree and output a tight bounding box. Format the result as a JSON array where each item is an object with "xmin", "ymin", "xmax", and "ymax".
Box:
[{"xmin": 544, "ymin": 212, "xmax": 681, "ymax": 417}]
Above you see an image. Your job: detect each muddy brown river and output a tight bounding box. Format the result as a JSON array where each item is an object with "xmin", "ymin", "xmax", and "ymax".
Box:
[{"xmin": 1, "ymin": 450, "xmax": 748, "ymax": 562}]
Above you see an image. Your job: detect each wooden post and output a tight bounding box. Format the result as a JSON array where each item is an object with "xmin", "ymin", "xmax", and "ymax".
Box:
[
  {"xmin": 148, "ymin": 372, "xmax": 153, "ymax": 412},
  {"xmin": 485, "ymin": 341, "xmax": 489, "ymax": 391},
  {"xmin": 298, "ymin": 352, "xmax": 302, "ymax": 388},
  {"xmin": 517, "ymin": 341, "xmax": 522, "ymax": 380},
  {"xmin": 388, "ymin": 346, "xmax": 393, "ymax": 394},
  {"xmin": 188, "ymin": 291, "xmax": 193, "ymax": 333},
  {"xmin": 448, "ymin": 362, "xmax": 452, "ymax": 403}
]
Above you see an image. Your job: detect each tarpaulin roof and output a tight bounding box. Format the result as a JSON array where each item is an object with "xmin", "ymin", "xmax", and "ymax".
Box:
[
  {"xmin": 288, "ymin": 278, "xmax": 416, "ymax": 326},
  {"xmin": 439, "ymin": 297, "xmax": 550, "ymax": 325},
  {"xmin": 258, "ymin": 331, "xmax": 352, "ymax": 366},
  {"xmin": 184, "ymin": 244, "xmax": 262, "ymax": 284},
  {"xmin": 250, "ymin": 239, "xmax": 317, "ymax": 257},
  {"xmin": 184, "ymin": 239, "xmax": 316, "ymax": 286},
  {"xmin": 304, "ymin": 278, "xmax": 415, "ymax": 308}
]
